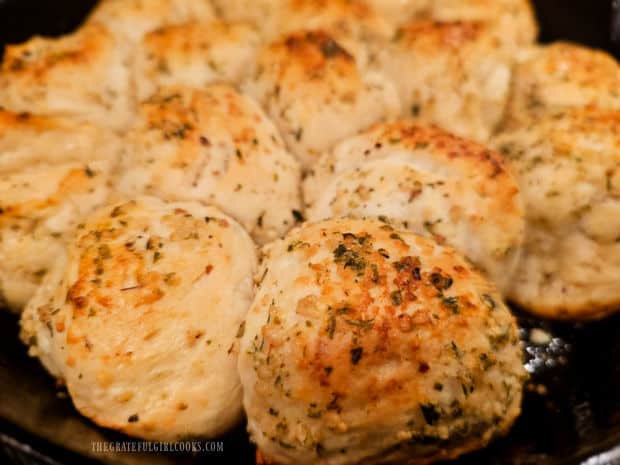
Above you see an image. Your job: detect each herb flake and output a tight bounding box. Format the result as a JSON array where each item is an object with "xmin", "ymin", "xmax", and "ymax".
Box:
[{"xmin": 350, "ymin": 347, "xmax": 363, "ymax": 365}]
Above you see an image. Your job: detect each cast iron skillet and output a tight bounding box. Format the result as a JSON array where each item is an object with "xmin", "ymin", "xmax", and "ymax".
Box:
[{"xmin": 0, "ymin": 1, "xmax": 619, "ymax": 464}]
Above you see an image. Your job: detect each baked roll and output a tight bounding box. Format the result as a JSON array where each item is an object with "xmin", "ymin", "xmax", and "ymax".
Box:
[
  {"xmin": 117, "ymin": 84, "xmax": 302, "ymax": 244},
  {"xmin": 133, "ymin": 20, "xmax": 261, "ymax": 101},
  {"xmin": 0, "ymin": 111, "xmax": 121, "ymax": 311},
  {"xmin": 304, "ymin": 121, "xmax": 525, "ymax": 294},
  {"xmin": 0, "ymin": 23, "xmax": 132, "ymax": 131},
  {"xmin": 239, "ymin": 217, "xmax": 525, "ymax": 465},
  {"xmin": 504, "ymin": 42, "xmax": 620, "ymax": 128},
  {"xmin": 21, "ymin": 197, "xmax": 257, "ymax": 439},
  {"xmin": 373, "ymin": 20, "xmax": 512, "ymax": 142},
  {"xmin": 243, "ymin": 30, "xmax": 400, "ymax": 169},
  {"xmin": 492, "ymin": 108, "xmax": 620, "ymax": 319}
]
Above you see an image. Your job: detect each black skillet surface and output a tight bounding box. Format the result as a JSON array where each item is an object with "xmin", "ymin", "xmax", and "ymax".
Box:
[{"xmin": 1, "ymin": 1, "xmax": 620, "ymax": 464}]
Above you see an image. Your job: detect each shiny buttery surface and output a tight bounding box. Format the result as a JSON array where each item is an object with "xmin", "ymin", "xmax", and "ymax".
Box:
[{"xmin": 0, "ymin": 1, "xmax": 619, "ymax": 464}]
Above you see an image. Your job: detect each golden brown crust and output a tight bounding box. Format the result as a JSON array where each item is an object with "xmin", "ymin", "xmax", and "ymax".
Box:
[
  {"xmin": 0, "ymin": 111, "xmax": 53, "ymax": 131},
  {"xmin": 212, "ymin": 0, "xmax": 392, "ymax": 51},
  {"xmin": 359, "ymin": 122, "xmax": 512, "ymax": 180},
  {"xmin": 0, "ymin": 23, "xmax": 131, "ymax": 130},
  {"xmin": 275, "ymin": 0, "xmax": 393, "ymax": 55},
  {"xmin": 280, "ymin": 30, "xmax": 356, "ymax": 71},
  {"xmin": 2, "ymin": 25, "xmax": 110, "ymax": 78},
  {"xmin": 287, "ymin": 0, "xmax": 376, "ymax": 20},
  {"xmin": 396, "ymin": 20, "xmax": 486, "ymax": 48}
]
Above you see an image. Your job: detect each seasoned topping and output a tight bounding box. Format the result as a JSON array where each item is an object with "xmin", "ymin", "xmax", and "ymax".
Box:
[
  {"xmin": 117, "ymin": 84, "xmax": 302, "ymax": 244},
  {"xmin": 239, "ymin": 217, "xmax": 524, "ymax": 465},
  {"xmin": 20, "ymin": 197, "xmax": 257, "ymax": 440}
]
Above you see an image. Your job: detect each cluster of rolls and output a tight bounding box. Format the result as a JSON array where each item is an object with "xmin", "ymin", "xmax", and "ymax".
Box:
[{"xmin": 1, "ymin": 0, "xmax": 619, "ymax": 463}]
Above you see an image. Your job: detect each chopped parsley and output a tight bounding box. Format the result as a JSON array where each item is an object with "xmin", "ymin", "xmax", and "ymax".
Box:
[
  {"xmin": 350, "ymin": 347, "xmax": 363, "ymax": 365},
  {"xmin": 420, "ymin": 403, "xmax": 440, "ymax": 425},
  {"xmin": 292, "ymin": 209, "xmax": 304, "ymax": 222},
  {"xmin": 442, "ymin": 296, "xmax": 459, "ymax": 314},
  {"xmin": 430, "ymin": 272, "xmax": 453, "ymax": 291},
  {"xmin": 391, "ymin": 290, "xmax": 402, "ymax": 306},
  {"xmin": 333, "ymin": 244, "xmax": 366, "ymax": 274},
  {"xmin": 482, "ymin": 294, "xmax": 496, "ymax": 310},
  {"xmin": 326, "ymin": 315, "xmax": 336, "ymax": 339},
  {"xmin": 370, "ymin": 263, "xmax": 380, "ymax": 283},
  {"xmin": 320, "ymin": 38, "xmax": 345, "ymax": 58},
  {"xmin": 236, "ymin": 321, "xmax": 246, "ymax": 338}
]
